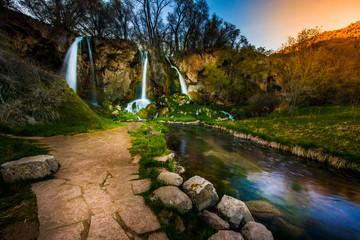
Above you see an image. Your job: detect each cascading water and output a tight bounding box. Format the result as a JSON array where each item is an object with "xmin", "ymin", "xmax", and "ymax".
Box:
[
  {"xmin": 166, "ymin": 56, "xmax": 190, "ymax": 97},
  {"xmin": 86, "ymin": 37, "xmax": 98, "ymax": 106},
  {"xmin": 220, "ymin": 111, "xmax": 235, "ymax": 121},
  {"xmin": 62, "ymin": 37, "xmax": 84, "ymax": 92},
  {"xmin": 124, "ymin": 51, "xmax": 150, "ymax": 114}
]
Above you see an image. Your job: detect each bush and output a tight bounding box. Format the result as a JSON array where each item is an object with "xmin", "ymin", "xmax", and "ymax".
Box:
[{"xmin": 248, "ymin": 94, "xmax": 281, "ymax": 117}]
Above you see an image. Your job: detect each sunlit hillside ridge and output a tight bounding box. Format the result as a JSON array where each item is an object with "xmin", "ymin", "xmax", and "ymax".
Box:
[{"xmin": 280, "ymin": 21, "xmax": 360, "ymax": 53}]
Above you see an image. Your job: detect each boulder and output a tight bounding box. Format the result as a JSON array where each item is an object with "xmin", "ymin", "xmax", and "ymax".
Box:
[
  {"xmin": 200, "ymin": 210, "xmax": 230, "ymax": 231},
  {"xmin": 182, "ymin": 175, "xmax": 219, "ymax": 211},
  {"xmin": 150, "ymin": 186, "xmax": 192, "ymax": 212},
  {"xmin": 217, "ymin": 195, "xmax": 254, "ymax": 229},
  {"xmin": 241, "ymin": 222, "xmax": 273, "ymax": 240},
  {"xmin": 208, "ymin": 230, "xmax": 244, "ymax": 240},
  {"xmin": 1, "ymin": 155, "xmax": 59, "ymax": 183},
  {"xmin": 157, "ymin": 172, "xmax": 183, "ymax": 186}
]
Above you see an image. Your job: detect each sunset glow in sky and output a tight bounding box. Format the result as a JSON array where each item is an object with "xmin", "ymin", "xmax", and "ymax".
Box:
[{"xmin": 207, "ymin": 0, "xmax": 360, "ymax": 50}]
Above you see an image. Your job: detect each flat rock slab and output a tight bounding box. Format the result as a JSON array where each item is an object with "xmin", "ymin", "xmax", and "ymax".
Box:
[
  {"xmin": 87, "ymin": 213, "xmax": 129, "ymax": 240},
  {"xmin": 38, "ymin": 222, "xmax": 85, "ymax": 240},
  {"xmin": 132, "ymin": 178, "xmax": 151, "ymax": 195},
  {"xmin": 1, "ymin": 155, "xmax": 59, "ymax": 183},
  {"xmin": 115, "ymin": 195, "xmax": 161, "ymax": 234},
  {"xmin": 150, "ymin": 186, "xmax": 192, "ymax": 212}
]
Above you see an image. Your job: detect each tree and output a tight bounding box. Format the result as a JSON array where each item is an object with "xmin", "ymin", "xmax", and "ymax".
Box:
[
  {"xmin": 19, "ymin": 0, "xmax": 87, "ymax": 31},
  {"xmin": 132, "ymin": 0, "xmax": 172, "ymax": 52},
  {"xmin": 108, "ymin": 0, "xmax": 133, "ymax": 40},
  {"xmin": 77, "ymin": 0, "xmax": 110, "ymax": 38},
  {"xmin": 274, "ymin": 52, "xmax": 321, "ymax": 115}
]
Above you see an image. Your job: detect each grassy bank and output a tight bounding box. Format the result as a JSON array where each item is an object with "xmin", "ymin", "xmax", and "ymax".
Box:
[
  {"xmin": 0, "ymin": 135, "xmax": 51, "ymax": 233},
  {"xmin": 221, "ymin": 104, "xmax": 360, "ymax": 163},
  {"xmin": 156, "ymin": 104, "xmax": 360, "ymax": 172},
  {"xmin": 128, "ymin": 123, "xmax": 214, "ymax": 240}
]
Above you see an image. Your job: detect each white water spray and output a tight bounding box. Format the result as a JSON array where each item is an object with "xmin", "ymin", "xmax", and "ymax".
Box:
[
  {"xmin": 125, "ymin": 51, "xmax": 150, "ymax": 114},
  {"xmin": 62, "ymin": 37, "xmax": 84, "ymax": 92},
  {"xmin": 166, "ymin": 56, "xmax": 190, "ymax": 97}
]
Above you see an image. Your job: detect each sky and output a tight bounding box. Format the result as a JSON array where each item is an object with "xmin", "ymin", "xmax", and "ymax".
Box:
[{"xmin": 206, "ymin": 0, "xmax": 360, "ymax": 50}]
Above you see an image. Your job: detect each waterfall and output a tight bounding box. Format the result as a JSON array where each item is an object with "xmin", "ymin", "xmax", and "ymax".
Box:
[
  {"xmin": 220, "ymin": 111, "xmax": 235, "ymax": 121},
  {"xmin": 62, "ymin": 37, "xmax": 84, "ymax": 92},
  {"xmin": 141, "ymin": 51, "xmax": 148, "ymax": 99},
  {"xmin": 124, "ymin": 50, "xmax": 150, "ymax": 114},
  {"xmin": 166, "ymin": 56, "xmax": 190, "ymax": 97},
  {"xmin": 86, "ymin": 37, "xmax": 98, "ymax": 105}
]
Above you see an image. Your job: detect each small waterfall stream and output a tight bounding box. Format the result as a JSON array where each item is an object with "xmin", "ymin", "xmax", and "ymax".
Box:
[
  {"xmin": 86, "ymin": 37, "xmax": 98, "ymax": 106},
  {"xmin": 62, "ymin": 37, "xmax": 84, "ymax": 92},
  {"xmin": 125, "ymin": 51, "xmax": 150, "ymax": 114},
  {"xmin": 166, "ymin": 56, "xmax": 190, "ymax": 97}
]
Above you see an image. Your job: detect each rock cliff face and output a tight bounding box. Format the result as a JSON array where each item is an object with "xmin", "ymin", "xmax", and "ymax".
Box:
[
  {"xmin": 0, "ymin": 9, "xmax": 73, "ymax": 72},
  {"xmin": 178, "ymin": 51, "xmax": 218, "ymax": 103},
  {"xmin": 93, "ymin": 39, "xmax": 141, "ymax": 104}
]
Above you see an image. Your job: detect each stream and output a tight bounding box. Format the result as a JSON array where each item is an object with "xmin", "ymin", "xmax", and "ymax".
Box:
[{"xmin": 165, "ymin": 124, "xmax": 360, "ymax": 240}]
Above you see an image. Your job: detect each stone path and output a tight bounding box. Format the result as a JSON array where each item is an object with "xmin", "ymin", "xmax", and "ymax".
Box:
[{"xmin": 31, "ymin": 123, "xmax": 163, "ymax": 240}]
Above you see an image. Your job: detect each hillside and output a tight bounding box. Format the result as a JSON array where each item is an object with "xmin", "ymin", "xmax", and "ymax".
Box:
[{"xmin": 280, "ymin": 21, "xmax": 360, "ymax": 54}]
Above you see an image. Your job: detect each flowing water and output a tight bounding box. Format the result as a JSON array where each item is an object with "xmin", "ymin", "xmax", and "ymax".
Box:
[
  {"xmin": 166, "ymin": 56, "xmax": 190, "ymax": 97},
  {"xmin": 62, "ymin": 37, "xmax": 84, "ymax": 92},
  {"xmin": 165, "ymin": 124, "xmax": 360, "ymax": 240},
  {"xmin": 125, "ymin": 50, "xmax": 150, "ymax": 114},
  {"xmin": 86, "ymin": 37, "xmax": 98, "ymax": 106}
]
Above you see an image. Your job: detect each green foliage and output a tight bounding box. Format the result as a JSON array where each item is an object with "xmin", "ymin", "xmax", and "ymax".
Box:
[{"xmin": 202, "ymin": 48, "xmax": 269, "ymax": 104}]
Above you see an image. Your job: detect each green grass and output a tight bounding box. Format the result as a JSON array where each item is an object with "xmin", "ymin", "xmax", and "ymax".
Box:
[
  {"xmin": 216, "ymin": 104, "xmax": 360, "ymax": 162},
  {"xmin": 0, "ymin": 135, "xmax": 49, "ymax": 165},
  {"xmin": 0, "ymin": 135, "xmax": 51, "ymax": 231}
]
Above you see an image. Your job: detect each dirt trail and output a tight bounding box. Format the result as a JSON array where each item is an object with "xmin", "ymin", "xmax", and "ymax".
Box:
[{"xmin": 32, "ymin": 123, "xmax": 162, "ymax": 240}]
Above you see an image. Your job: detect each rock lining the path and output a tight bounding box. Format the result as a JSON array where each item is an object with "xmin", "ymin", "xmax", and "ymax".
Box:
[
  {"xmin": 182, "ymin": 175, "xmax": 219, "ymax": 211},
  {"xmin": 1, "ymin": 155, "xmax": 59, "ymax": 183},
  {"xmin": 150, "ymin": 186, "xmax": 192, "ymax": 212},
  {"xmin": 208, "ymin": 230, "xmax": 244, "ymax": 240},
  {"xmin": 241, "ymin": 222, "xmax": 274, "ymax": 240},
  {"xmin": 217, "ymin": 195, "xmax": 254, "ymax": 229},
  {"xmin": 157, "ymin": 172, "xmax": 183, "ymax": 186},
  {"xmin": 200, "ymin": 210, "xmax": 230, "ymax": 231}
]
